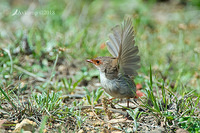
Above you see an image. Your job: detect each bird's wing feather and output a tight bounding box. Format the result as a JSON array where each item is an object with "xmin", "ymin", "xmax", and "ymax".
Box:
[
  {"xmin": 106, "ymin": 25, "xmax": 121, "ymax": 57},
  {"xmin": 106, "ymin": 18, "xmax": 140, "ymax": 76}
]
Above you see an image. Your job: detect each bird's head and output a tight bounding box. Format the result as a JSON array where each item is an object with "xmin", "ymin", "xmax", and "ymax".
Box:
[{"xmin": 87, "ymin": 57, "xmax": 117, "ymax": 72}]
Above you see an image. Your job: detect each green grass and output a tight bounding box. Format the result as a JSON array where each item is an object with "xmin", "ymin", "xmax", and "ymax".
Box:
[{"xmin": 0, "ymin": 0, "xmax": 200, "ymax": 132}]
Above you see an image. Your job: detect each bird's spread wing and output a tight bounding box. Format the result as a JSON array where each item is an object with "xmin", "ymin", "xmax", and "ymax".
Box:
[
  {"xmin": 106, "ymin": 25, "xmax": 121, "ymax": 57},
  {"xmin": 105, "ymin": 18, "xmax": 140, "ymax": 76}
]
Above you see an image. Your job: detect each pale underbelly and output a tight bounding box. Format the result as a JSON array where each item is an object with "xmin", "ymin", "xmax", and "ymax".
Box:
[{"xmin": 100, "ymin": 73, "xmax": 136, "ymax": 98}]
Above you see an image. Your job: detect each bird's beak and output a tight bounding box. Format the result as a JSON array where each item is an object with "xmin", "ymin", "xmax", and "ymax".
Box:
[{"xmin": 86, "ymin": 59, "xmax": 93, "ymax": 63}]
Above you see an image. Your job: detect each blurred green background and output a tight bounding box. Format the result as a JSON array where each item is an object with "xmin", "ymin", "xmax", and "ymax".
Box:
[
  {"xmin": 0, "ymin": 0, "xmax": 200, "ymax": 132},
  {"xmin": 1, "ymin": 0, "xmax": 199, "ymax": 92}
]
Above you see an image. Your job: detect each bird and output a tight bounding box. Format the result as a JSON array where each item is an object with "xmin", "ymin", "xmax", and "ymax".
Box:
[{"xmin": 87, "ymin": 18, "xmax": 140, "ymax": 108}]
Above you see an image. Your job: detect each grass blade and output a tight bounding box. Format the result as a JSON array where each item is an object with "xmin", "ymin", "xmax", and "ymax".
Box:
[{"xmin": 0, "ymin": 87, "xmax": 17, "ymax": 110}]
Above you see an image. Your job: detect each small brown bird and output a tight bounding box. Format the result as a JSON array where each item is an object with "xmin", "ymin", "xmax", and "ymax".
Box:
[{"xmin": 87, "ymin": 18, "xmax": 140, "ymax": 107}]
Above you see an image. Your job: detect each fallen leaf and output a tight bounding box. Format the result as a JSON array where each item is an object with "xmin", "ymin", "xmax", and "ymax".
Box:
[
  {"xmin": 100, "ymin": 43, "xmax": 106, "ymax": 49},
  {"xmin": 150, "ymin": 127, "xmax": 165, "ymax": 133},
  {"xmin": 13, "ymin": 119, "xmax": 36, "ymax": 132},
  {"xmin": 176, "ymin": 128, "xmax": 189, "ymax": 133},
  {"xmin": 135, "ymin": 90, "xmax": 145, "ymax": 98},
  {"xmin": 136, "ymin": 83, "xmax": 142, "ymax": 90},
  {"xmin": 178, "ymin": 23, "xmax": 187, "ymax": 30}
]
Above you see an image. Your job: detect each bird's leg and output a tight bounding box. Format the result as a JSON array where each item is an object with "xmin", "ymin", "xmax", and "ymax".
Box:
[{"xmin": 127, "ymin": 98, "xmax": 130, "ymax": 108}]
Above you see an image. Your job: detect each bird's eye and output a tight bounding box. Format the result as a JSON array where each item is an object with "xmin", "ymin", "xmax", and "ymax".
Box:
[{"xmin": 96, "ymin": 60, "xmax": 100, "ymax": 64}]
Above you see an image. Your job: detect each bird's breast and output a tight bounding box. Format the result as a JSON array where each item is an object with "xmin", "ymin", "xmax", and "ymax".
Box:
[
  {"xmin": 100, "ymin": 72, "xmax": 117, "ymax": 92},
  {"xmin": 99, "ymin": 72, "xmax": 136, "ymax": 98}
]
